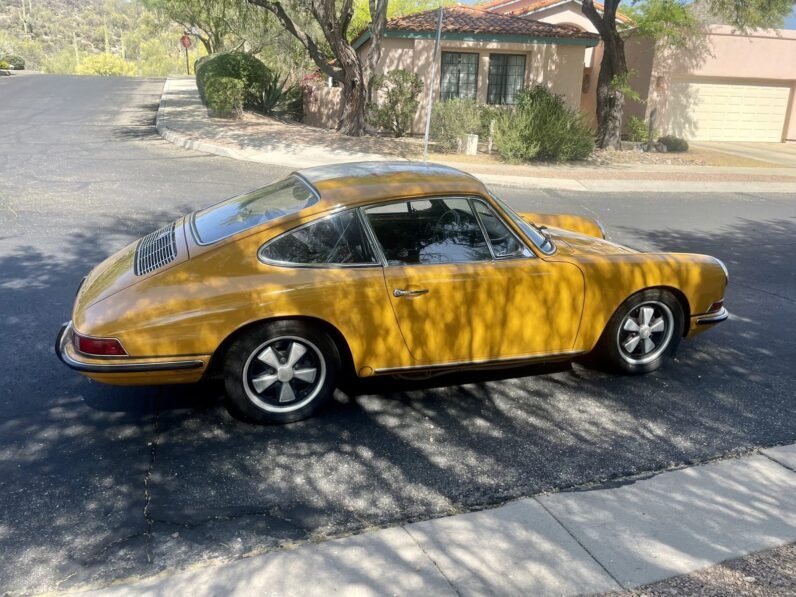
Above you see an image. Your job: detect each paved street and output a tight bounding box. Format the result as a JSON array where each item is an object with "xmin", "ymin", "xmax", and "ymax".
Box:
[{"xmin": 1, "ymin": 75, "xmax": 795, "ymax": 595}]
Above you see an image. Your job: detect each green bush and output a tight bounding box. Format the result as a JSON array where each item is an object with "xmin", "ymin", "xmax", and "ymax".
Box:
[
  {"xmin": 493, "ymin": 86, "xmax": 594, "ymax": 162},
  {"xmin": 658, "ymin": 135, "xmax": 688, "ymax": 152},
  {"xmin": 430, "ymin": 99, "xmax": 482, "ymax": 152},
  {"xmin": 1, "ymin": 55, "xmax": 24, "ymax": 70},
  {"xmin": 368, "ymin": 69, "xmax": 423, "ymax": 137},
  {"xmin": 479, "ymin": 105, "xmax": 505, "ymax": 138},
  {"xmin": 258, "ymin": 70, "xmax": 304, "ymax": 120},
  {"xmin": 0, "ymin": 60, "xmax": 9, "ymax": 71},
  {"xmin": 626, "ymin": 116, "xmax": 649, "ymax": 142},
  {"xmin": 196, "ymin": 52, "xmax": 270, "ymax": 110},
  {"xmin": 204, "ymin": 76, "xmax": 245, "ymax": 118},
  {"xmin": 75, "ymin": 53, "xmax": 136, "ymax": 77}
]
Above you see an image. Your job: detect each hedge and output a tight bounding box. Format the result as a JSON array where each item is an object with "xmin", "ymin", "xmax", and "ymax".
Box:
[
  {"xmin": 204, "ymin": 76, "xmax": 245, "ymax": 118},
  {"xmin": 196, "ymin": 52, "xmax": 270, "ymax": 110}
]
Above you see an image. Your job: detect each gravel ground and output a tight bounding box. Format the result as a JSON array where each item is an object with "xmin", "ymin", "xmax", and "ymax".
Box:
[{"xmin": 603, "ymin": 543, "xmax": 796, "ymax": 596}]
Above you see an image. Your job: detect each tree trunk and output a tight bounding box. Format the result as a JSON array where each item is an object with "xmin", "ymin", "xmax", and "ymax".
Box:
[
  {"xmin": 335, "ymin": 46, "xmax": 367, "ymax": 136},
  {"xmin": 594, "ymin": 32, "xmax": 627, "ymax": 149}
]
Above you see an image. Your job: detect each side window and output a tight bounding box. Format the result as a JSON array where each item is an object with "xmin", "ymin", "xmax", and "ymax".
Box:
[
  {"xmin": 472, "ymin": 201, "xmax": 532, "ymax": 258},
  {"xmin": 364, "ymin": 198, "xmax": 491, "ymax": 265},
  {"xmin": 260, "ymin": 210, "xmax": 376, "ymax": 266}
]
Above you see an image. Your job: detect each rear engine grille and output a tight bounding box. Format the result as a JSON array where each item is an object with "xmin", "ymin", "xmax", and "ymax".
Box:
[{"xmin": 134, "ymin": 223, "xmax": 177, "ymax": 276}]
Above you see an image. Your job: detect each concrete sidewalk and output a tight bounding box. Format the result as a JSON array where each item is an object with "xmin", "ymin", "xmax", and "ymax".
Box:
[
  {"xmin": 156, "ymin": 77, "xmax": 796, "ymax": 194},
  {"xmin": 83, "ymin": 444, "xmax": 796, "ymax": 596}
]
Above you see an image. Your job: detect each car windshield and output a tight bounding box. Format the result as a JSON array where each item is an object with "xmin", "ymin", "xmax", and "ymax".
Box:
[
  {"xmin": 192, "ymin": 176, "xmax": 318, "ymax": 244},
  {"xmin": 491, "ymin": 194, "xmax": 555, "ymax": 255}
]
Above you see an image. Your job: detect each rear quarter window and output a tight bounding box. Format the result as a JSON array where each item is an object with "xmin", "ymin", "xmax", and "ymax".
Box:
[{"xmin": 260, "ymin": 210, "xmax": 377, "ymax": 266}]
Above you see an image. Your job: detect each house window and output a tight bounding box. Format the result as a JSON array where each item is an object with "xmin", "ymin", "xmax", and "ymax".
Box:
[
  {"xmin": 440, "ymin": 52, "xmax": 478, "ymax": 101},
  {"xmin": 487, "ymin": 54, "xmax": 526, "ymax": 105}
]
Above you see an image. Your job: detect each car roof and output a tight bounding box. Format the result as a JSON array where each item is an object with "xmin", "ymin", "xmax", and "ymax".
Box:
[{"xmin": 294, "ymin": 161, "xmax": 489, "ymax": 208}]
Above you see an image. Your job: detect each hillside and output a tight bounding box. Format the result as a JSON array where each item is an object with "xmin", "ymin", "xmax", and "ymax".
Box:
[{"xmin": 0, "ymin": 0, "xmax": 185, "ymax": 74}]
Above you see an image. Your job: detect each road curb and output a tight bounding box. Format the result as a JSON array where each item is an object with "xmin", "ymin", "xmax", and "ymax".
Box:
[{"xmin": 155, "ymin": 78, "xmax": 796, "ymax": 194}]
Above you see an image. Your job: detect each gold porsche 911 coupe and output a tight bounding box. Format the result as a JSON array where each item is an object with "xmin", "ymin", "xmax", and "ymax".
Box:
[{"xmin": 56, "ymin": 162, "xmax": 728, "ymax": 423}]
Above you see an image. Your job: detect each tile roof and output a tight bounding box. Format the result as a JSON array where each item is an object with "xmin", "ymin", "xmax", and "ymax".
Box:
[
  {"xmin": 478, "ymin": 0, "xmax": 633, "ymax": 25},
  {"xmin": 385, "ymin": 5, "xmax": 599, "ymax": 40}
]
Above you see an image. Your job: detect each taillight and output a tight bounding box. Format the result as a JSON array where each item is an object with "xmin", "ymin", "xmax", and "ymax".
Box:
[
  {"xmin": 707, "ymin": 299, "xmax": 724, "ymax": 313},
  {"xmin": 73, "ymin": 331, "xmax": 127, "ymax": 356}
]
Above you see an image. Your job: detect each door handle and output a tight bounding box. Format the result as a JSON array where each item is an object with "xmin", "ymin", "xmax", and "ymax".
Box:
[{"xmin": 393, "ymin": 288, "xmax": 429, "ymax": 298}]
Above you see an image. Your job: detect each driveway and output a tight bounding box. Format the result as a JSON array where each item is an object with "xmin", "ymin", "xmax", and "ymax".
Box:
[
  {"xmin": 1, "ymin": 75, "xmax": 795, "ymax": 595},
  {"xmin": 692, "ymin": 141, "xmax": 796, "ymax": 167}
]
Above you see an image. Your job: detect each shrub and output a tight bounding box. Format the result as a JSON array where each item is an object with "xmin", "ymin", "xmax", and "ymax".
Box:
[
  {"xmin": 2, "ymin": 55, "xmax": 24, "ymax": 70},
  {"xmin": 626, "ymin": 116, "xmax": 649, "ymax": 142},
  {"xmin": 479, "ymin": 105, "xmax": 505, "ymax": 138},
  {"xmin": 196, "ymin": 52, "xmax": 270, "ymax": 110},
  {"xmin": 430, "ymin": 99, "xmax": 482, "ymax": 152},
  {"xmin": 0, "ymin": 60, "xmax": 9, "ymax": 71},
  {"xmin": 493, "ymin": 86, "xmax": 594, "ymax": 162},
  {"xmin": 258, "ymin": 70, "xmax": 304, "ymax": 120},
  {"xmin": 367, "ymin": 69, "xmax": 423, "ymax": 137},
  {"xmin": 75, "ymin": 53, "xmax": 136, "ymax": 77},
  {"xmin": 658, "ymin": 135, "xmax": 688, "ymax": 152},
  {"xmin": 204, "ymin": 76, "xmax": 245, "ymax": 118}
]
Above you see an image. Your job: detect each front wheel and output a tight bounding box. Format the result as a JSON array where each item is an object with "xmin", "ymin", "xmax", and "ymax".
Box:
[
  {"xmin": 223, "ymin": 321, "xmax": 340, "ymax": 424},
  {"xmin": 597, "ymin": 289, "xmax": 684, "ymax": 374}
]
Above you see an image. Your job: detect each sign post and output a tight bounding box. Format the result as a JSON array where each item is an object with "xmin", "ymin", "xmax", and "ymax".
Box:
[{"xmin": 180, "ymin": 34, "xmax": 192, "ymax": 74}]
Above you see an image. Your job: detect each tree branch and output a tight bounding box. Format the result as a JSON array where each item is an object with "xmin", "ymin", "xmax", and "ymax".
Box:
[
  {"xmin": 364, "ymin": 0, "xmax": 388, "ymax": 81},
  {"xmin": 247, "ymin": 0, "xmax": 341, "ymax": 80},
  {"xmin": 581, "ymin": 0, "xmax": 609, "ymax": 37}
]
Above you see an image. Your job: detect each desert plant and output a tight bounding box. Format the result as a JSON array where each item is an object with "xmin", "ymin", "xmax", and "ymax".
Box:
[
  {"xmin": 430, "ymin": 99, "xmax": 482, "ymax": 152},
  {"xmin": 196, "ymin": 52, "xmax": 271, "ymax": 109},
  {"xmin": 658, "ymin": 135, "xmax": 689, "ymax": 152},
  {"xmin": 0, "ymin": 60, "xmax": 9, "ymax": 71},
  {"xmin": 493, "ymin": 86, "xmax": 595, "ymax": 162},
  {"xmin": 367, "ymin": 69, "xmax": 423, "ymax": 137},
  {"xmin": 204, "ymin": 76, "xmax": 245, "ymax": 118},
  {"xmin": 1, "ymin": 55, "xmax": 25, "ymax": 70},
  {"xmin": 626, "ymin": 116, "xmax": 649, "ymax": 142},
  {"xmin": 75, "ymin": 53, "xmax": 136, "ymax": 77},
  {"xmin": 258, "ymin": 71, "xmax": 304, "ymax": 120}
]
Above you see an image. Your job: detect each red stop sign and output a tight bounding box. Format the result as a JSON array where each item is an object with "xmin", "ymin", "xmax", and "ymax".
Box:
[{"xmin": 180, "ymin": 35, "xmax": 192, "ymax": 49}]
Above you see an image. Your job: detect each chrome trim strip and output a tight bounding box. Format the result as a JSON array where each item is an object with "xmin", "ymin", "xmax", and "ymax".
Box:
[
  {"xmin": 190, "ymin": 175, "xmax": 321, "ymax": 247},
  {"xmin": 695, "ymin": 307, "xmax": 729, "ymax": 326},
  {"xmin": 372, "ymin": 349, "xmax": 584, "ymax": 375},
  {"xmin": 56, "ymin": 323, "xmax": 204, "ymax": 373},
  {"xmin": 357, "ymin": 207, "xmax": 388, "ymax": 267}
]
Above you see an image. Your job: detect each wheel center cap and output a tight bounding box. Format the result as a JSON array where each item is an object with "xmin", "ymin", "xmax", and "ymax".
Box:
[
  {"xmin": 639, "ymin": 326, "xmax": 652, "ymax": 339},
  {"xmin": 277, "ymin": 366, "xmax": 294, "ymax": 383}
]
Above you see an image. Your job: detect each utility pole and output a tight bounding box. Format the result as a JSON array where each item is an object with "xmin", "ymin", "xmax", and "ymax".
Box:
[{"xmin": 422, "ymin": 7, "xmax": 444, "ymax": 161}]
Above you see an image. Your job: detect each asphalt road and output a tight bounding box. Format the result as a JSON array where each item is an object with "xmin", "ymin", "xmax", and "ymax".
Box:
[{"xmin": 1, "ymin": 75, "xmax": 794, "ymax": 595}]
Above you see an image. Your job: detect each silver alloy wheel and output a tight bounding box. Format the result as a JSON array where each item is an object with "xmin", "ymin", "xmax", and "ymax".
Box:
[
  {"xmin": 242, "ymin": 336, "xmax": 327, "ymax": 413},
  {"xmin": 616, "ymin": 300, "xmax": 675, "ymax": 366}
]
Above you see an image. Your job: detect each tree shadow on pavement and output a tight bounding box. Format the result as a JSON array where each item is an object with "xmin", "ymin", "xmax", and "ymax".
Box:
[{"xmin": 0, "ymin": 214, "xmax": 794, "ymax": 594}]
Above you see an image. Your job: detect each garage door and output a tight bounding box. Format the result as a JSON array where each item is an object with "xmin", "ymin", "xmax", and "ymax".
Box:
[{"xmin": 667, "ymin": 80, "xmax": 790, "ymax": 142}]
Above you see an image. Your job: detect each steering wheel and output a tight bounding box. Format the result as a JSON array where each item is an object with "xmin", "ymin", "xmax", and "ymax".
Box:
[{"xmin": 432, "ymin": 209, "xmax": 462, "ymax": 242}]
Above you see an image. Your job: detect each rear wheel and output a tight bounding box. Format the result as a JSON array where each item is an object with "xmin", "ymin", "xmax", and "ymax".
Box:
[
  {"xmin": 597, "ymin": 289, "xmax": 684, "ymax": 374},
  {"xmin": 223, "ymin": 321, "xmax": 339, "ymax": 424}
]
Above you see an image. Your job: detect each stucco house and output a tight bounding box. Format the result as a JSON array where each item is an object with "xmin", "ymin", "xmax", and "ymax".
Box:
[
  {"xmin": 304, "ymin": 6, "xmax": 599, "ymax": 134},
  {"xmin": 484, "ymin": 0, "xmax": 796, "ymax": 142}
]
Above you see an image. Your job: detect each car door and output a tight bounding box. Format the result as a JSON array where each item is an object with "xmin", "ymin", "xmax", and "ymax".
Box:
[{"xmin": 362, "ymin": 197, "xmax": 585, "ymax": 365}]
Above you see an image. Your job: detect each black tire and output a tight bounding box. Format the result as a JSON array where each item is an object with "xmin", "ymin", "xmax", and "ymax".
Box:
[
  {"xmin": 596, "ymin": 289, "xmax": 684, "ymax": 375},
  {"xmin": 223, "ymin": 320, "xmax": 340, "ymax": 424}
]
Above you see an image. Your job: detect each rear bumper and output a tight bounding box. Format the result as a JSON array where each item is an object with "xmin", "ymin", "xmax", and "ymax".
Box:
[{"xmin": 56, "ymin": 322, "xmax": 208, "ymax": 383}]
